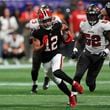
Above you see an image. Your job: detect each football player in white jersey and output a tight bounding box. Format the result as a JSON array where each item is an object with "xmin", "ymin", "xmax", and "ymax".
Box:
[{"xmin": 72, "ymin": 4, "xmax": 110, "ymax": 94}]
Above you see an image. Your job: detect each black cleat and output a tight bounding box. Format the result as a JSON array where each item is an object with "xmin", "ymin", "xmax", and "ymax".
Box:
[
  {"xmin": 31, "ymin": 85, "xmax": 38, "ymax": 93},
  {"xmin": 43, "ymin": 77, "xmax": 50, "ymax": 90},
  {"xmin": 89, "ymin": 84, "xmax": 96, "ymax": 92}
]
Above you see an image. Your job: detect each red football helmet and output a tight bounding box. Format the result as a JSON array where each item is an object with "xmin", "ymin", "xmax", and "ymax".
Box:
[{"xmin": 38, "ymin": 5, "xmax": 53, "ymax": 30}]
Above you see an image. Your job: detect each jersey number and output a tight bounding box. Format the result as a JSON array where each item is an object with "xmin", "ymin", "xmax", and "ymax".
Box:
[
  {"xmin": 45, "ymin": 36, "xmax": 58, "ymax": 51},
  {"xmin": 85, "ymin": 33, "xmax": 101, "ymax": 47}
]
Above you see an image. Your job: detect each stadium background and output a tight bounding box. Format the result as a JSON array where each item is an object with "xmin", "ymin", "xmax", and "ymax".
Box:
[
  {"xmin": 0, "ymin": 0, "xmax": 109, "ymax": 16},
  {"xmin": 0, "ymin": 0, "xmax": 108, "ymax": 64}
]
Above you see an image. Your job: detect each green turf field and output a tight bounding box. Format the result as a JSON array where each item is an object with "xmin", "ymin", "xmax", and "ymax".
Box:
[{"xmin": 0, "ymin": 64, "xmax": 110, "ymax": 110}]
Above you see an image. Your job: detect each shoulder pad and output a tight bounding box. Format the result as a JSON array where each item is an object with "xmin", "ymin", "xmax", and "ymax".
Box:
[{"xmin": 29, "ymin": 19, "xmax": 40, "ymax": 29}]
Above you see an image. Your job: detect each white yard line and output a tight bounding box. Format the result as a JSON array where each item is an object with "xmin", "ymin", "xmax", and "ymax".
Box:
[
  {"xmin": 0, "ymin": 82, "xmax": 54, "ymax": 86},
  {"xmin": 0, "ymin": 64, "xmax": 32, "ymax": 69},
  {"xmin": 0, "ymin": 94, "xmax": 109, "ymax": 98},
  {"xmin": 0, "ymin": 60, "xmax": 109, "ymax": 69},
  {"xmin": 78, "ymin": 103, "xmax": 110, "ymax": 106},
  {"xmin": 0, "ymin": 81, "xmax": 110, "ymax": 86}
]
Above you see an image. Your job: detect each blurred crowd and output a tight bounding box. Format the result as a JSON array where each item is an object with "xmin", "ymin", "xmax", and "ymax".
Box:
[{"xmin": 0, "ymin": 0, "xmax": 104, "ymax": 65}]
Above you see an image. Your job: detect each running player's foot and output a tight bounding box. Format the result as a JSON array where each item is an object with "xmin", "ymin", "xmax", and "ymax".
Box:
[
  {"xmin": 43, "ymin": 77, "xmax": 50, "ymax": 90},
  {"xmin": 67, "ymin": 95, "xmax": 77, "ymax": 104},
  {"xmin": 73, "ymin": 92, "xmax": 78, "ymax": 102},
  {"xmin": 31, "ymin": 85, "xmax": 38, "ymax": 93},
  {"xmin": 73, "ymin": 81, "xmax": 84, "ymax": 94},
  {"xmin": 69, "ymin": 92, "xmax": 77, "ymax": 108},
  {"xmin": 89, "ymin": 84, "xmax": 96, "ymax": 92}
]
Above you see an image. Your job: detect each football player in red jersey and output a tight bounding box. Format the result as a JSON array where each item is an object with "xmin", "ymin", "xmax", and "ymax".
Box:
[
  {"xmin": 30, "ymin": 5, "xmax": 84, "ymax": 108},
  {"xmin": 29, "ymin": 5, "xmax": 50, "ymax": 93},
  {"xmin": 29, "ymin": 5, "xmax": 71, "ymax": 93},
  {"xmin": 72, "ymin": 4, "xmax": 110, "ymax": 94}
]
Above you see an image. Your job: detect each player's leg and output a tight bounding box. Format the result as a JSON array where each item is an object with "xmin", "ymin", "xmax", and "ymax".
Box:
[
  {"xmin": 31, "ymin": 52, "xmax": 41, "ymax": 93},
  {"xmin": 52, "ymin": 54, "xmax": 81, "ymax": 105},
  {"xmin": 42, "ymin": 68, "xmax": 50, "ymax": 90},
  {"xmin": 52, "ymin": 53, "xmax": 84, "ymax": 95},
  {"xmin": 44, "ymin": 64, "xmax": 72, "ymax": 98},
  {"xmin": 57, "ymin": 80, "xmax": 77, "ymax": 108},
  {"xmin": 49, "ymin": 73, "xmax": 77, "ymax": 108},
  {"xmin": 51, "ymin": 54, "xmax": 74, "ymax": 86},
  {"xmin": 43, "ymin": 60, "xmax": 77, "ymax": 108},
  {"xmin": 44, "ymin": 62, "xmax": 69, "ymax": 95},
  {"xmin": 72, "ymin": 52, "xmax": 90, "ymax": 94},
  {"xmin": 86, "ymin": 57, "xmax": 105, "ymax": 92},
  {"xmin": 73, "ymin": 52, "xmax": 90, "ymax": 83}
]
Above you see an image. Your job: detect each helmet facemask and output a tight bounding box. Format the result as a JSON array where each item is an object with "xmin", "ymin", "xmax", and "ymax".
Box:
[
  {"xmin": 86, "ymin": 4, "xmax": 100, "ymax": 26},
  {"xmin": 39, "ymin": 17, "xmax": 52, "ymax": 30},
  {"xmin": 87, "ymin": 13, "xmax": 99, "ymax": 26}
]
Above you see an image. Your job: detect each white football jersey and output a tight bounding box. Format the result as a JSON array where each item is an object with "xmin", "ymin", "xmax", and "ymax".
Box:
[{"xmin": 80, "ymin": 19, "xmax": 110, "ymax": 54}]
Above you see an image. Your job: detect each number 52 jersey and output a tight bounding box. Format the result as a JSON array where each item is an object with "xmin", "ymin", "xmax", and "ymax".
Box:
[
  {"xmin": 80, "ymin": 19, "xmax": 110, "ymax": 54},
  {"xmin": 31, "ymin": 21, "xmax": 63, "ymax": 63}
]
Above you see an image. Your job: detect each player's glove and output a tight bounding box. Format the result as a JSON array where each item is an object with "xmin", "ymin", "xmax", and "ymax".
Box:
[
  {"xmin": 42, "ymin": 35, "xmax": 48, "ymax": 46},
  {"xmin": 71, "ymin": 48, "xmax": 78, "ymax": 59},
  {"xmin": 99, "ymin": 48, "xmax": 110, "ymax": 58}
]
